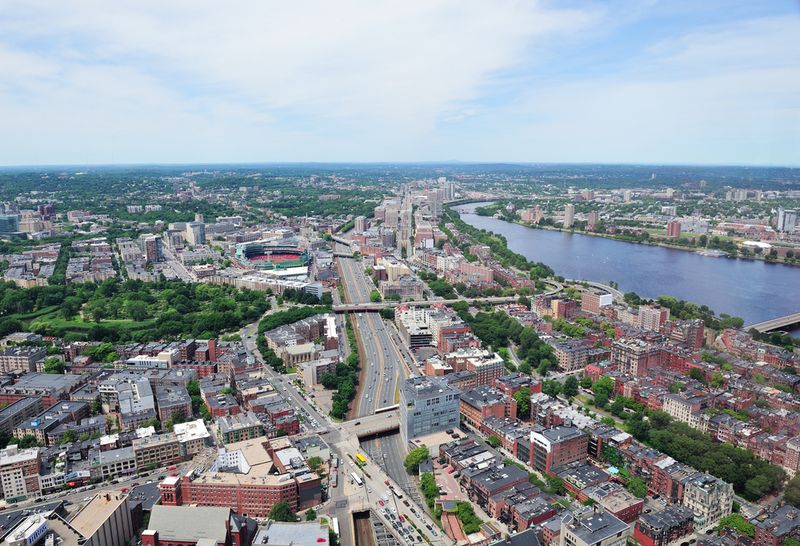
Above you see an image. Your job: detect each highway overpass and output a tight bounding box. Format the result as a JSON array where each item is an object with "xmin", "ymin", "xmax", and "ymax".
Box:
[
  {"xmin": 333, "ymin": 295, "xmax": 517, "ymax": 313},
  {"xmin": 341, "ymin": 408, "xmax": 400, "ymax": 438},
  {"xmin": 746, "ymin": 311, "xmax": 800, "ymax": 333}
]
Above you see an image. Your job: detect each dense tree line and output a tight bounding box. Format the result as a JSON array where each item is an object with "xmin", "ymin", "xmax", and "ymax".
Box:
[
  {"xmin": 257, "ymin": 305, "xmax": 332, "ymax": 334},
  {"xmin": 320, "ymin": 315, "xmax": 360, "ymax": 420},
  {"xmin": 443, "ymin": 207, "xmax": 554, "ymax": 280},
  {"xmin": 613, "ymin": 405, "xmax": 785, "ymax": 501},
  {"xmin": 0, "ymin": 278, "xmax": 270, "ymax": 343}
]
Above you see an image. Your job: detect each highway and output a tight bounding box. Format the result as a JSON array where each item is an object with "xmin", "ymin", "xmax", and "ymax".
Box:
[
  {"xmin": 243, "ymin": 319, "xmax": 449, "ymax": 545},
  {"xmin": 333, "ymin": 296, "xmax": 518, "ymax": 312},
  {"xmin": 338, "ymin": 256, "xmax": 413, "ymax": 417}
]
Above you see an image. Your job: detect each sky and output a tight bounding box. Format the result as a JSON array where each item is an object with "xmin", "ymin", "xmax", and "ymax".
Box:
[{"xmin": 0, "ymin": 0, "xmax": 798, "ymax": 166}]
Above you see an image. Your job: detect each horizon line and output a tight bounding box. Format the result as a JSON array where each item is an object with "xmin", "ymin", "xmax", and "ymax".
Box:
[{"xmin": 1, "ymin": 160, "xmax": 799, "ymax": 170}]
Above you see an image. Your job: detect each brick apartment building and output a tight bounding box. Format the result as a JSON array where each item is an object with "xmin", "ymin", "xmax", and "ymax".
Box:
[
  {"xmin": 530, "ymin": 426, "xmax": 588, "ymax": 475},
  {"xmin": 460, "ymin": 386, "xmax": 517, "ymax": 429},
  {"xmin": 634, "ymin": 505, "xmax": 695, "ymax": 546}
]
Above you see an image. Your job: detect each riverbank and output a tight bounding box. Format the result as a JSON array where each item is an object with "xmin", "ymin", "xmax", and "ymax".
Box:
[
  {"xmin": 453, "ymin": 203, "xmax": 800, "ymax": 327},
  {"xmin": 488, "ymin": 213, "xmax": 799, "ymax": 268}
]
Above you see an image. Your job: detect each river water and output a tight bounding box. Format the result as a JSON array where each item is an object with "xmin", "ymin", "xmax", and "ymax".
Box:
[{"xmin": 455, "ymin": 202, "xmax": 800, "ymax": 328}]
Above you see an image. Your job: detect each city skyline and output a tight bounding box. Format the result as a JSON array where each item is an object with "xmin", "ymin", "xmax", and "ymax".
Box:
[{"xmin": 1, "ymin": 1, "xmax": 798, "ymax": 167}]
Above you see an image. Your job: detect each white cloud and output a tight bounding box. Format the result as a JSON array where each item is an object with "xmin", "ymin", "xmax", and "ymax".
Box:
[
  {"xmin": 0, "ymin": 0, "xmax": 597, "ymax": 164},
  {"xmin": 0, "ymin": 2, "xmax": 797, "ymax": 165},
  {"xmin": 464, "ymin": 14, "xmax": 800, "ymax": 165}
]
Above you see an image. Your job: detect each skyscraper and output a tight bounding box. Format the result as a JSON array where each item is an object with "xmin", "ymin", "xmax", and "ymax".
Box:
[
  {"xmin": 185, "ymin": 222, "xmax": 206, "ymax": 246},
  {"xmin": 777, "ymin": 207, "xmax": 798, "ymax": 232},
  {"xmin": 563, "ymin": 204, "xmax": 575, "ymax": 228}
]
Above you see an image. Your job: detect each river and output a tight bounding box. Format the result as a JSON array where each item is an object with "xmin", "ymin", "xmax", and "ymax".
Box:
[{"xmin": 455, "ymin": 202, "xmax": 800, "ymax": 329}]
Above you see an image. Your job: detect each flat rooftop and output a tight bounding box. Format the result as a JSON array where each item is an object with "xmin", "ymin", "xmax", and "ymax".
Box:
[
  {"xmin": 147, "ymin": 504, "xmax": 230, "ymax": 542},
  {"xmin": 69, "ymin": 492, "xmax": 128, "ymax": 538}
]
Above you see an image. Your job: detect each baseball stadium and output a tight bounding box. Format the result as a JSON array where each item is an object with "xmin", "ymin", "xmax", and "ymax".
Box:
[{"xmin": 235, "ymin": 241, "xmax": 310, "ymax": 270}]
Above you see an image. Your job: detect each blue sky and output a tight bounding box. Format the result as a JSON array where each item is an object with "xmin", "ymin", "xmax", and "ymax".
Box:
[{"xmin": 0, "ymin": 0, "xmax": 798, "ymax": 166}]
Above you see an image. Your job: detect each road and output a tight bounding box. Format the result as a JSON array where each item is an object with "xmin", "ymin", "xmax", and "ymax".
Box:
[
  {"xmin": 333, "ymin": 295, "xmax": 518, "ymax": 312},
  {"xmin": 239, "ymin": 254, "xmax": 449, "ymax": 544},
  {"xmin": 338, "ymin": 256, "xmax": 413, "ymax": 417}
]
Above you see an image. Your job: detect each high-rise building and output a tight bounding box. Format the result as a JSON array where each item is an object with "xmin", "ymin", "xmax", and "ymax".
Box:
[
  {"xmin": 666, "ymin": 220, "xmax": 681, "ymax": 238},
  {"xmin": 399, "ymin": 376, "xmax": 460, "ymax": 445},
  {"xmin": 143, "ymin": 235, "xmax": 163, "ymax": 263},
  {"xmin": 563, "ymin": 204, "xmax": 575, "ymax": 228},
  {"xmin": 0, "ymin": 214, "xmax": 20, "ymax": 234},
  {"xmin": 623, "ymin": 190, "xmax": 633, "ymax": 203},
  {"xmin": 185, "ymin": 222, "xmax": 206, "ymax": 246},
  {"xmin": 37, "ymin": 204, "xmax": 55, "ymax": 219},
  {"xmin": 587, "ymin": 211, "xmax": 600, "ymax": 230},
  {"xmin": 354, "ymin": 216, "xmax": 367, "ymax": 233},
  {"xmin": 777, "ymin": 207, "xmax": 798, "ymax": 232},
  {"xmin": 581, "ymin": 291, "xmax": 613, "ymax": 315},
  {"xmin": 638, "ymin": 305, "xmax": 670, "ymax": 331}
]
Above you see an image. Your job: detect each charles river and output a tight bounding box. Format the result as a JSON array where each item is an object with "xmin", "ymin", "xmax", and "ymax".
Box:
[{"xmin": 455, "ymin": 202, "xmax": 800, "ymax": 329}]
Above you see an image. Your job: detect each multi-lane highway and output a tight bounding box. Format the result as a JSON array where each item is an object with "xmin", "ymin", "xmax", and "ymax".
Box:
[{"xmin": 338, "ymin": 256, "xmax": 413, "ymax": 417}]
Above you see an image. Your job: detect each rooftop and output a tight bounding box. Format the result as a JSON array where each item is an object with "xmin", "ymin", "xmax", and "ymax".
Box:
[
  {"xmin": 401, "ymin": 375, "xmax": 460, "ymax": 401},
  {"xmin": 252, "ymin": 521, "xmax": 329, "ymax": 546},
  {"xmin": 146, "ymin": 504, "xmax": 231, "ymax": 541},
  {"xmin": 565, "ymin": 508, "xmax": 630, "ymax": 544},
  {"xmin": 69, "ymin": 492, "xmax": 129, "ymax": 538}
]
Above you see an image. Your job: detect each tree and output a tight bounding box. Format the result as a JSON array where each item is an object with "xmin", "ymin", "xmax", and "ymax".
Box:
[
  {"xmin": 369, "ymin": 290, "xmax": 382, "ymax": 302},
  {"xmin": 307, "ymin": 456, "xmax": 323, "ymax": 472},
  {"xmin": 580, "ymin": 375, "xmax": 592, "ymax": 389},
  {"xmin": 91, "ymin": 397, "xmax": 102, "ymax": 415},
  {"xmin": 627, "ymin": 477, "xmax": 648, "ymax": 498},
  {"xmin": 626, "ymin": 413, "xmax": 651, "ymax": 441},
  {"xmin": 513, "ymin": 387, "xmax": 531, "ymax": 419},
  {"xmin": 305, "ymin": 508, "xmax": 317, "ymax": 521},
  {"xmin": 126, "ymin": 300, "xmax": 149, "ymax": 322},
  {"xmin": 420, "ymin": 472, "xmax": 439, "ymax": 509},
  {"xmin": 269, "ymin": 501, "xmax": 297, "ymax": 522},
  {"xmin": 562, "ymin": 376, "xmax": 579, "ymax": 398},
  {"xmin": 784, "ymin": 475, "xmax": 800, "ymax": 507},
  {"xmin": 542, "ymin": 380, "xmax": 561, "ymax": 397},
  {"xmin": 59, "ymin": 429, "xmax": 77, "ymax": 445},
  {"xmin": 43, "ymin": 356, "xmax": 65, "ymax": 374},
  {"xmin": 404, "ymin": 447, "xmax": 430, "ymax": 474},
  {"xmin": 688, "ymin": 368, "xmax": 707, "ymax": 384},
  {"xmin": 17, "ymin": 434, "xmax": 38, "ymax": 449},
  {"xmin": 320, "ymin": 373, "xmax": 338, "ymax": 389},
  {"xmin": 594, "ymin": 391, "xmax": 609, "ymax": 408},
  {"xmin": 487, "ymin": 436, "xmax": 502, "ymax": 448},
  {"xmin": 592, "ymin": 376, "xmax": 615, "ymax": 397}
]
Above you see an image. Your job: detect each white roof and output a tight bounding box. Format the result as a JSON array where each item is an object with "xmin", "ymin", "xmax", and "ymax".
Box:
[{"xmin": 173, "ymin": 419, "xmax": 211, "ymax": 442}]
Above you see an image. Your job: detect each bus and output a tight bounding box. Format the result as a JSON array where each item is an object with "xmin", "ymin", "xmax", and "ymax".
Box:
[
  {"xmin": 351, "ymin": 472, "xmax": 363, "ymax": 487},
  {"xmin": 332, "ymin": 517, "xmax": 340, "ymax": 536},
  {"xmin": 331, "ymin": 473, "xmax": 338, "ymax": 488},
  {"xmin": 389, "ymin": 485, "xmax": 404, "ymax": 499},
  {"xmin": 356, "ymin": 453, "xmax": 367, "ymax": 465},
  {"xmin": 333, "ymin": 456, "xmax": 339, "ymax": 469}
]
